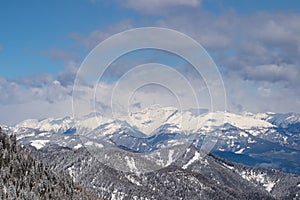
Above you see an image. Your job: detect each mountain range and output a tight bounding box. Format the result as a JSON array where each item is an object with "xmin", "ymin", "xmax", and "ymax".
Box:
[
  {"xmin": 1, "ymin": 106, "xmax": 300, "ymax": 199},
  {"xmin": 4, "ymin": 106, "xmax": 300, "ymax": 174}
]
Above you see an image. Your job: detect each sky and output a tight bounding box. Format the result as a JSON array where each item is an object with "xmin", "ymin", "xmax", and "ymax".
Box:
[{"xmin": 1, "ymin": 0, "xmax": 300, "ymax": 125}]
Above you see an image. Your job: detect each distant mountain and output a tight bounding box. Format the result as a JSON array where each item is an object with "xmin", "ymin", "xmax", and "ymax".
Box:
[
  {"xmin": 0, "ymin": 129, "xmax": 96, "ymax": 200},
  {"xmin": 1, "ymin": 106, "xmax": 300, "ymax": 199},
  {"xmin": 4, "ymin": 106, "xmax": 300, "ymax": 174}
]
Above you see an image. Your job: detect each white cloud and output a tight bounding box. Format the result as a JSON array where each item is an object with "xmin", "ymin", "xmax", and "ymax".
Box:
[
  {"xmin": 224, "ymin": 74, "xmax": 300, "ymax": 114},
  {"xmin": 151, "ymin": 11, "xmax": 300, "ymax": 114},
  {"xmin": 246, "ymin": 13, "xmax": 300, "ymax": 47},
  {"xmin": 70, "ymin": 20, "xmax": 134, "ymax": 50},
  {"xmin": 73, "ymin": 63, "xmax": 214, "ymax": 118},
  {"xmin": 244, "ymin": 64, "xmax": 300, "ymax": 84},
  {"xmin": 0, "ymin": 64, "xmax": 80, "ymax": 125},
  {"xmin": 56, "ymin": 61, "xmax": 79, "ymax": 86},
  {"xmin": 0, "ymin": 77, "xmax": 73, "ymax": 125},
  {"xmin": 3, "ymin": 6, "xmax": 300, "ymax": 124},
  {"xmin": 67, "ymin": 9, "xmax": 300, "ymax": 116},
  {"xmin": 125, "ymin": 0, "xmax": 201, "ymax": 14},
  {"xmin": 0, "ymin": 99, "xmax": 72, "ymax": 126}
]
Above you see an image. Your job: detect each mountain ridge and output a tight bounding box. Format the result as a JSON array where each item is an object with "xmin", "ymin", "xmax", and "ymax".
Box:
[{"xmin": 2, "ymin": 107, "xmax": 300, "ymax": 175}]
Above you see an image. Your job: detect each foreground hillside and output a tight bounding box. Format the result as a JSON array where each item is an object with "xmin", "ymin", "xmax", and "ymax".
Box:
[
  {"xmin": 1, "ymin": 127, "xmax": 299, "ymax": 199},
  {"xmin": 29, "ymin": 143, "xmax": 300, "ymax": 200},
  {"xmin": 0, "ymin": 129, "xmax": 97, "ymax": 200}
]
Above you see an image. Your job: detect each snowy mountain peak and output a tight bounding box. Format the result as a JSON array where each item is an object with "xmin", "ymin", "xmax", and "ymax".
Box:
[
  {"xmin": 5, "ymin": 107, "xmax": 300, "ymax": 176},
  {"xmin": 126, "ymin": 105, "xmax": 179, "ymax": 134},
  {"xmin": 254, "ymin": 112, "xmax": 300, "ymax": 128},
  {"xmin": 124, "ymin": 106, "xmax": 274, "ymax": 135},
  {"xmin": 12, "ymin": 106, "xmax": 276, "ymax": 136}
]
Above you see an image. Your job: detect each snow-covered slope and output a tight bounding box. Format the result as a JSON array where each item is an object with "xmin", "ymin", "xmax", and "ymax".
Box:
[
  {"xmin": 12, "ymin": 106, "xmax": 274, "ymax": 136},
  {"xmin": 3, "ymin": 106, "xmax": 300, "ymax": 174},
  {"xmin": 122, "ymin": 106, "xmax": 274, "ymax": 135},
  {"xmin": 254, "ymin": 112, "xmax": 300, "ymax": 127},
  {"xmin": 15, "ymin": 113, "xmax": 108, "ymax": 133}
]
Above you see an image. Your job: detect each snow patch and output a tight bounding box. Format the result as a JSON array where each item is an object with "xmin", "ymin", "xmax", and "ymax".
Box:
[
  {"xmin": 223, "ymin": 163, "xmax": 234, "ymax": 170},
  {"xmin": 16, "ymin": 132, "xmax": 35, "ymax": 140},
  {"xmin": 182, "ymin": 151, "xmax": 201, "ymax": 169},
  {"xmin": 125, "ymin": 156, "xmax": 139, "ymax": 174},
  {"xmin": 125, "ymin": 175, "xmax": 141, "ymax": 186},
  {"xmin": 74, "ymin": 143, "xmax": 83, "ymax": 149},
  {"xmin": 67, "ymin": 165, "xmax": 76, "ymax": 181},
  {"xmin": 235, "ymin": 148, "xmax": 245, "ymax": 154},
  {"xmin": 166, "ymin": 149, "xmax": 174, "ymax": 166},
  {"xmin": 30, "ymin": 140, "xmax": 49, "ymax": 149},
  {"xmin": 239, "ymin": 170, "xmax": 276, "ymax": 193},
  {"xmin": 264, "ymin": 182, "xmax": 276, "ymax": 192},
  {"xmin": 85, "ymin": 141, "xmax": 103, "ymax": 148},
  {"xmin": 239, "ymin": 132, "xmax": 248, "ymax": 137}
]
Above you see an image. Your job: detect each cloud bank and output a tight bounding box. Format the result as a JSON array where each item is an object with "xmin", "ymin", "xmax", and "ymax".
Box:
[{"xmin": 1, "ymin": 2, "xmax": 300, "ymax": 125}]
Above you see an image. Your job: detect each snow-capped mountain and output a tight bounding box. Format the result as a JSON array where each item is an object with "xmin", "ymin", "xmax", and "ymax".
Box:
[
  {"xmin": 10, "ymin": 105, "xmax": 274, "ymax": 133},
  {"xmin": 2, "ymin": 106, "xmax": 300, "ymax": 199},
  {"xmin": 2, "ymin": 106, "xmax": 300, "ymax": 174}
]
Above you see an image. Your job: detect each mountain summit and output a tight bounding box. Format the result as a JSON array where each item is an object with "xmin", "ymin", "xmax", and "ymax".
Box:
[{"xmin": 3, "ymin": 107, "xmax": 300, "ymax": 174}]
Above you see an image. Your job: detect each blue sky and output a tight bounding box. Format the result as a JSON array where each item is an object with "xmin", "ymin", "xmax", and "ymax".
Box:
[
  {"xmin": 1, "ymin": 0, "xmax": 299, "ymax": 77},
  {"xmin": 1, "ymin": 0, "xmax": 300, "ymax": 124},
  {"xmin": 0, "ymin": 0, "xmax": 132, "ymax": 77}
]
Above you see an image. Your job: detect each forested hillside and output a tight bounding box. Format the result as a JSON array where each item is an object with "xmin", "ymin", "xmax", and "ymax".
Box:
[{"xmin": 0, "ymin": 128, "xmax": 97, "ymax": 200}]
